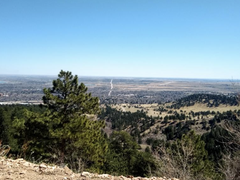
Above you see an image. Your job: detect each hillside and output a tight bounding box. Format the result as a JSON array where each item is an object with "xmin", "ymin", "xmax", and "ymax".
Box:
[
  {"xmin": 104, "ymin": 94, "xmax": 239, "ymax": 140},
  {"xmin": 101, "ymin": 93, "xmax": 240, "ymax": 177},
  {"xmin": 1, "ymin": 85, "xmax": 239, "ymax": 180}
]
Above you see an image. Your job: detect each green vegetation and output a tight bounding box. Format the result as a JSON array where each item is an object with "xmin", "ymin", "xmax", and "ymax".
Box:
[
  {"xmin": 42, "ymin": 70, "xmax": 107, "ymax": 170},
  {"xmin": 100, "ymin": 105, "xmax": 155, "ymax": 140},
  {"xmin": 0, "ymin": 70, "xmax": 240, "ymax": 179},
  {"xmin": 103, "ymin": 131, "xmax": 157, "ymax": 177},
  {"xmin": 11, "ymin": 70, "xmax": 108, "ymax": 172},
  {"xmin": 171, "ymin": 94, "xmax": 238, "ymax": 109}
]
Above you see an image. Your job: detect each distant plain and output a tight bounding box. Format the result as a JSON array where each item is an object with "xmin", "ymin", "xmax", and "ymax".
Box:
[{"xmin": 0, "ymin": 75, "xmax": 239, "ymax": 104}]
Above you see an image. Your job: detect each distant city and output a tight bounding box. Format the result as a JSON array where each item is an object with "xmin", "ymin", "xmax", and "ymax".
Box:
[{"xmin": 0, "ymin": 75, "xmax": 239, "ymax": 105}]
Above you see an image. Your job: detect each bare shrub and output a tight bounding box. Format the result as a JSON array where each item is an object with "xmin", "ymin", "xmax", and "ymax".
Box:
[
  {"xmin": 154, "ymin": 131, "xmax": 216, "ymax": 180},
  {"xmin": 219, "ymin": 92, "xmax": 240, "ymax": 180},
  {"xmin": 219, "ymin": 153, "xmax": 240, "ymax": 180},
  {"xmin": 0, "ymin": 140, "xmax": 11, "ymax": 157},
  {"xmin": 156, "ymin": 145, "xmax": 192, "ymax": 180}
]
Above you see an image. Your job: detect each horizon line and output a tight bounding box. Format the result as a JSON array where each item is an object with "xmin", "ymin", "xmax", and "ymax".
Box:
[{"xmin": 0, "ymin": 73, "xmax": 237, "ymax": 81}]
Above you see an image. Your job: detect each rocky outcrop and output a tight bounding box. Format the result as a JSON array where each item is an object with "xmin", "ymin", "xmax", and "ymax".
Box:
[{"xmin": 0, "ymin": 157, "xmax": 179, "ymax": 180}]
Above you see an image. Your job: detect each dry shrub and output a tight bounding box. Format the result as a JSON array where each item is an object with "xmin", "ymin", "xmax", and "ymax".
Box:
[
  {"xmin": 219, "ymin": 93, "xmax": 240, "ymax": 180},
  {"xmin": 0, "ymin": 140, "xmax": 11, "ymax": 157},
  {"xmin": 219, "ymin": 153, "xmax": 240, "ymax": 180}
]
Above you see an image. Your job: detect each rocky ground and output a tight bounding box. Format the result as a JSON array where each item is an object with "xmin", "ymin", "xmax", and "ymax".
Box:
[{"xmin": 0, "ymin": 157, "xmax": 179, "ymax": 180}]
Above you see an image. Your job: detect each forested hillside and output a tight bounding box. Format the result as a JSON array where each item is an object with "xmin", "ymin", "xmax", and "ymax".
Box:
[
  {"xmin": 171, "ymin": 94, "xmax": 238, "ymax": 109},
  {"xmin": 0, "ymin": 71, "xmax": 240, "ymax": 180}
]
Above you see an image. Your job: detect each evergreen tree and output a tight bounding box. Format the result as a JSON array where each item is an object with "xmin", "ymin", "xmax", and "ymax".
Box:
[
  {"xmin": 13, "ymin": 70, "xmax": 108, "ymax": 171},
  {"xmin": 43, "ymin": 70, "xmax": 107, "ymax": 169},
  {"xmin": 43, "ymin": 70, "xmax": 99, "ymax": 116},
  {"xmin": 104, "ymin": 131, "xmax": 157, "ymax": 176},
  {"xmin": 12, "ymin": 109, "xmax": 51, "ymax": 159}
]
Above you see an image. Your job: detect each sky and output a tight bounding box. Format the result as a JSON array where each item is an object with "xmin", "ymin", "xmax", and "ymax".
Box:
[{"xmin": 0, "ymin": 0, "xmax": 240, "ymax": 79}]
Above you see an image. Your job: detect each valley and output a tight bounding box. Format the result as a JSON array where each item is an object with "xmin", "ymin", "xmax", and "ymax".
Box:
[{"xmin": 1, "ymin": 74, "xmax": 240, "ymax": 180}]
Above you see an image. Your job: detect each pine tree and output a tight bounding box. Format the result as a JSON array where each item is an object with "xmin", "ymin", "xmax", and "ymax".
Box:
[
  {"xmin": 43, "ymin": 70, "xmax": 99, "ymax": 115},
  {"xmin": 42, "ymin": 70, "xmax": 107, "ymax": 169},
  {"xmin": 13, "ymin": 70, "xmax": 108, "ymax": 171},
  {"xmin": 12, "ymin": 109, "xmax": 51, "ymax": 159},
  {"xmin": 104, "ymin": 131, "xmax": 157, "ymax": 176}
]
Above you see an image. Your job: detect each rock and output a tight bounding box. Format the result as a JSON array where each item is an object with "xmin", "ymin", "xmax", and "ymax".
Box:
[
  {"xmin": 53, "ymin": 167, "xmax": 64, "ymax": 174},
  {"xmin": 0, "ymin": 157, "xmax": 180, "ymax": 180},
  {"xmin": 98, "ymin": 174, "xmax": 111, "ymax": 178},
  {"xmin": 23, "ymin": 162, "xmax": 30, "ymax": 167},
  {"xmin": 19, "ymin": 170, "xmax": 27, "ymax": 175},
  {"xmin": 7, "ymin": 169, "xmax": 14, "ymax": 175},
  {"xmin": 64, "ymin": 166, "xmax": 72, "ymax": 175},
  {"xmin": 0, "ymin": 164, "xmax": 5, "ymax": 169},
  {"xmin": 16, "ymin": 158, "xmax": 24, "ymax": 162},
  {"xmin": 81, "ymin": 171, "xmax": 92, "ymax": 177},
  {"xmin": 119, "ymin": 175, "xmax": 131, "ymax": 180},
  {"xmin": 39, "ymin": 163, "xmax": 47, "ymax": 169},
  {"xmin": 132, "ymin": 178, "xmax": 141, "ymax": 180}
]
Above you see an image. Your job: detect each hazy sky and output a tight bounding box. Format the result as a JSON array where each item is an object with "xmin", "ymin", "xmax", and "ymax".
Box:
[{"xmin": 0, "ymin": 0, "xmax": 240, "ymax": 79}]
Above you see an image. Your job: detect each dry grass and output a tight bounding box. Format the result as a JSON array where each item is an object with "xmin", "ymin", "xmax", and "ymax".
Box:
[
  {"xmin": 111, "ymin": 103, "xmax": 240, "ymax": 137},
  {"xmin": 179, "ymin": 103, "xmax": 240, "ymax": 113},
  {"xmin": 104, "ymin": 80, "xmax": 239, "ymax": 94},
  {"xmin": 111, "ymin": 103, "xmax": 240, "ymax": 118}
]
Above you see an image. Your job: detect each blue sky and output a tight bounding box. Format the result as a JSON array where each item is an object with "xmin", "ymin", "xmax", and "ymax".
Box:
[{"xmin": 0, "ymin": 0, "xmax": 240, "ymax": 79}]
